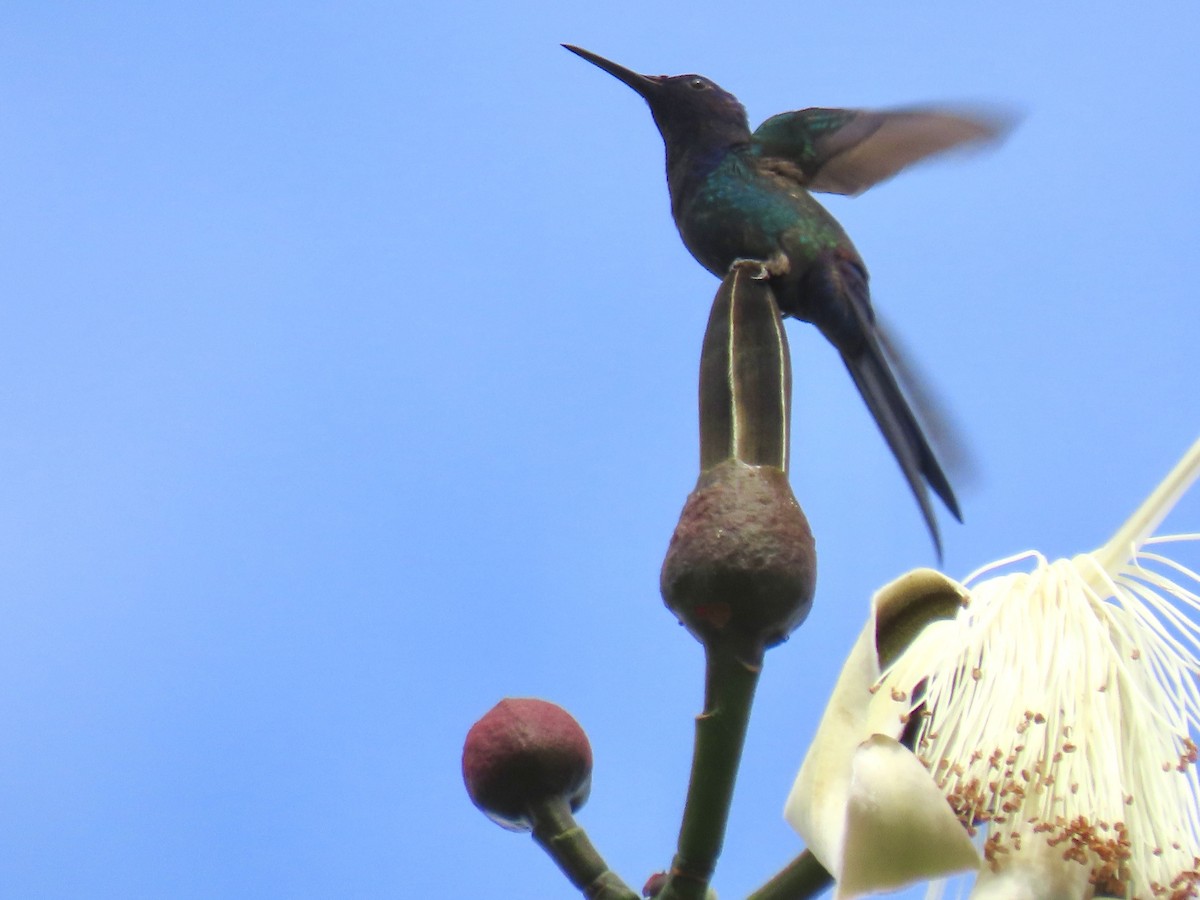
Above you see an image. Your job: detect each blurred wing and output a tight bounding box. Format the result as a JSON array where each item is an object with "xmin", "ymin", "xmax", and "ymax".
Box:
[{"xmin": 751, "ymin": 107, "xmax": 1009, "ymax": 196}]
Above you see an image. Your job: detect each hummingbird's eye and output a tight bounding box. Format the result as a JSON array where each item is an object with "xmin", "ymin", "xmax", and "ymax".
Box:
[{"xmin": 689, "ymin": 77, "xmax": 708, "ymax": 90}]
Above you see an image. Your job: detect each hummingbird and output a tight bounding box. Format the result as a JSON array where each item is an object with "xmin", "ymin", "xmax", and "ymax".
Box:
[{"xmin": 564, "ymin": 44, "xmax": 1005, "ymax": 556}]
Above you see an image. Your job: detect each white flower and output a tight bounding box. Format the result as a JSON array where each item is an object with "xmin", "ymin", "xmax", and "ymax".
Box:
[
  {"xmin": 787, "ymin": 439, "xmax": 1200, "ymax": 900},
  {"xmin": 786, "ymin": 568, "xmax": 981, "ymax": 898}
]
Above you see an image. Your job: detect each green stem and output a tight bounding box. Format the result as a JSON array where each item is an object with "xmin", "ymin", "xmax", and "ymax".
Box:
[
  {"xmin": 529, "ymin": 796, "xmax": 640, "ymax": 900},
  {"xmin": 660, "ymin": 640, "xmax": 762, "ymax": 900},
  {"xmin": 745, "ymin": 850, "xmax": 833, "ymax": 900}
]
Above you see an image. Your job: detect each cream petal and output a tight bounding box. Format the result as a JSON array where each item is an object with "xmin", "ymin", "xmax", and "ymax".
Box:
[
  {"xmin": 786, "ymin": 569, "xmax": 974, "ymax": 888},
  {"xmin": 836, "ymin": 735, "xmax": 979, "ymax": 899},
  {"xmin": 785, "ymin": 616, "xmax": 876, "ymax": 871}
]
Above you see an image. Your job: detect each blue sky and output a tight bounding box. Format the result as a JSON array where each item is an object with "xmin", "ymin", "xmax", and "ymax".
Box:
[{"xmin": 2, "ymin": 3, "xmax": 1198, "ymax": 898}]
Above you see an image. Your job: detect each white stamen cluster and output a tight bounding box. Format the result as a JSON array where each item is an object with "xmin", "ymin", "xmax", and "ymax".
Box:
[{"xmin": 878, "ymin": 539, "xmax": 1200, "ymax": 898}]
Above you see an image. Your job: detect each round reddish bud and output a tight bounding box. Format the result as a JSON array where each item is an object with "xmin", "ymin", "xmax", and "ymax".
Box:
[
  {"xmin": 642, "ymin": 871, "xmax": 717, "ymax": 899},
  {"xmin": 661, "ymin": 459, "xmax": 816, "ymax": 660},
  {"xmin": 462, "ymin": 698, "xmax": 592, "ymax": 832},
  {"xmin": 642, "ymin": 872, "xmax": 668, "ymax": 897}
]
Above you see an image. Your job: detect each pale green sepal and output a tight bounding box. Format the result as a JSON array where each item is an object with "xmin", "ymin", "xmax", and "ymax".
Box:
[
  {"xmin": 837, "ymin": 735, "xmax": 980, "ymax": 899},
  {"xmin": 785, "ymin": 568, "xmax": 974, "ymax": 887}
]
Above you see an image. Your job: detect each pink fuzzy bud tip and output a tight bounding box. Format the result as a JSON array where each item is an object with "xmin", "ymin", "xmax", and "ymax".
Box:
[
  {"xmin": 642, "ymin": 872, "xmax": 668, "ymax": 897},
  {"xmin": 462, "ymin": 698, "xmax": 593, "ymax": 832}
]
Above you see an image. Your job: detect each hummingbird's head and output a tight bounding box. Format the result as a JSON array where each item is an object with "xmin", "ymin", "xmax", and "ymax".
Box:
[{"xmin": 563, "ymin": 45, "xmax": 750, "ymax": 150}]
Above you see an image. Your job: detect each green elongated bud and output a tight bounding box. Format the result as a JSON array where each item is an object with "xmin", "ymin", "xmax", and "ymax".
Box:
[
  {"xmin": 698, "ymin": 262, "xmax": 791, "ymax": 472},
  {"xmin": 663, "ymin": 264, "xmax": 815, "ymax": 663}
]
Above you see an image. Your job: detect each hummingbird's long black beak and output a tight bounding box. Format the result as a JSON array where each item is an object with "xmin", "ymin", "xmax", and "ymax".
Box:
[{"xmin": 562, "ymin": 45, "xmax": 661, "ymax": 98}]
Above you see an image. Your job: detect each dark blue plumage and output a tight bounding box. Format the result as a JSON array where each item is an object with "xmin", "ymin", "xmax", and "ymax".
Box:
[{"xmin": 565, "ymin": 44, "xmax": 1004, "ymax": 556}]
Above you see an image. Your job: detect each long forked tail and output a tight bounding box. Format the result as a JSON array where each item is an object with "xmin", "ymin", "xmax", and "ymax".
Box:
[
  {"xmin": 841, "ymin": 334, "xmax": 961, "ymax": 558},
  {"xmin": 798, "ymin": 254, "xmax": 961, "ymax": 557}
]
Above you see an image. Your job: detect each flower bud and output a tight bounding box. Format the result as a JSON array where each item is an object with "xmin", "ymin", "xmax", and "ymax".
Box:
[
  {"xmin": 661, "ymin": 264, "xmax": 815, "ymax": 662},
  {"xmin": 661, "ymin": 458, "xmax": 815, "ymax": 661},
  {"xmin": 642, "ymin": 870, "xmax": 718, "ymax": 899},
  {"xmin": 462, "ymin": 698, "xmax": 592, "ymax": 832},
  {"xmin": 641, "ymin": 871, "xmax": 667, "ymax": 897}
]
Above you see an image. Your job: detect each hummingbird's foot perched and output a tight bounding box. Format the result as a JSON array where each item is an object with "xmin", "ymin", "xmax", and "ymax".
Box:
[{"xmin": 730, "ymin": 251, "xmax": 790, "ymax": 281}]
